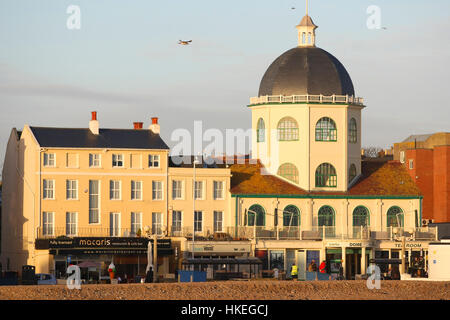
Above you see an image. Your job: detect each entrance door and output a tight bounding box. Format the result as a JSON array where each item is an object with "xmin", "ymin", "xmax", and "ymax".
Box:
[
  {"xmin": 286, "ymin": 250, "xmax": 296, "ymax": 278},
  {"xmin": 110, "ymin": 212, "xmax": 121, "ymax": 237},
  {"xmin": 297, "ymin": 250, "xmax": 306, "ymax": 280},
  {"xmin": 345, "ymin": 249, "xmax": 361, "ymax": 280}
]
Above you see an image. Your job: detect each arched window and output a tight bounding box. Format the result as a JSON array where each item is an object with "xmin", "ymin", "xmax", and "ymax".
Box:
[
  {"xmin": 277, "ymin": 117, "xmax": 299, "ymax": 141},
  {"xmin": 349, "ymin": 164, "xmax": 357, "ymax": 183},
  {"xmin": 308, "ymin": 32, "xmax": 312, "ymax": 44},
  {"xmin": 315, "ymin": 163, "xmax": 337, "ymax": 187},
  {"xmin": 257, "ymin": 118, "xmax": 265, "ymax": 143},
  {"xmin": 302, "ymin": 32, "xmax": 306, "ymax": 44},
  {"xmin": 349, "ymin": 118, "xmax": 357, "ymax": 143},
  {"xmin": 387, "ymin": 206, "xmax": 404, "ymax": 227},
  {"xmin": 318, "ymin": 205, "xmax": 335, "ymax": 237},
  {"xmin": 315, "ymin": 117, "xmax": 337, "ymax": 142},
  {"xmin": 283, "ymin": 205, "xmax": 300, "ymax": 227},
  {"xmin": 318, "ymin": 206, "xmax": 335, "ymax": 227},
  {"xmin": 277, "ymin": 163, "xmax": 299, "ymax": 184},
  {"xmin": 353, "ymin": 206, "xmax": 369, "ymax": 227},
  {"xmin": 247, "ymin": 204, "xmax": 265, "ymax": 227}
]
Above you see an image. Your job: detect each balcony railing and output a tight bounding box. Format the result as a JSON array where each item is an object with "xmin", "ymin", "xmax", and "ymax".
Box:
[
  {"xmin": 249, "ymin": 94, "xmax": 364, "ymax": 106},
  {"xmin": 37, "ymin": 226, "xmax": 438, "ymax": 242}
]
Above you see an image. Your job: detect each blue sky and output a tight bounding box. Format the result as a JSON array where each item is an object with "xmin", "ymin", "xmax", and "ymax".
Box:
[{"xmin": 1, "ymin": 0, "xmax": 449, "ymax": 168}]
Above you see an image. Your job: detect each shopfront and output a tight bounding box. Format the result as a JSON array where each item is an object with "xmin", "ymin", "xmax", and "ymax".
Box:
[{"xmin": 35, "ymin": 237, "xmax": 173, "ymax": 282}]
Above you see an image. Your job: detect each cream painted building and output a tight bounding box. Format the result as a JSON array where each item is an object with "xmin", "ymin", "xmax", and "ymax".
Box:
[
  {"xmin": 0, "ymin": 10, "xmax": 439, "ymax": 281},
  {"xmin": 0, "ymin": 114, "xmax": 235, "ymax": 280}
]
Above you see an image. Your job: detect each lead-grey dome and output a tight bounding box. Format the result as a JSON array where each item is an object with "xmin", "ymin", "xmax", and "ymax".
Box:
[{"xmin": 258, "ymin": 47, "xmax": 355, "ymax": 97}]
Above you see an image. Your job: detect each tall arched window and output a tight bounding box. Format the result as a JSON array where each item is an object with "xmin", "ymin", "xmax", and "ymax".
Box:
[
  {"xmin": 349, "ymin": 118, "xmax": 357, "ymax": 143},
  {"xmin": 277, "ymin": 163, "xmax": 299, "ymax": 184},
  {"xmin": 247, "ymin": 204, "xmax": 265, "ymax": 227},
  {"xmin": 349, "ymin": 164, "xmax": 357, "ymax": 183},
  {"xmin": 283, "ymin": 205, "xmax": 300, "ymax": 227},
  {"xmin": 315, "ymin": 117, "xmax": 337, "ymax": 141},
  {"xmin": 318, "ymin": 206, "xmax": 335, "ymax": 227},
  {"xmin": 353, "ymin": 206, "xmax": 369, "ymax": 227},
  {"xmin": 387, "ymin": 206, "xmax": 404, "ymax": 227},
  {"xmin": 257, "ymin": 118, "xmax": 265, "ymax": 143},
  {"xmin": 318, "ymin": 206, "xmax": 335, "ymax": 237},
  {"xmin": 315, "ymin": 163, "xmax": 337, "ymax": 187},
  {"xmin": 277, "ymin": 117, "xmax": 299, "ymax": 141}
]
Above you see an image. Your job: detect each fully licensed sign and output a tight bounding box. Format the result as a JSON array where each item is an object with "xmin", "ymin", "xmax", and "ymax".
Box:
[{"xmin": 35, "ymin": 237, "xmax": 171, "ymax": 250}]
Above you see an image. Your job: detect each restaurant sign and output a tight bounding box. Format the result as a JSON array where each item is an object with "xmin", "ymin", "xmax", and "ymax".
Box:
[{"xmin": 36, "ymin": 237, "xmax": 171, "ymax": 250}]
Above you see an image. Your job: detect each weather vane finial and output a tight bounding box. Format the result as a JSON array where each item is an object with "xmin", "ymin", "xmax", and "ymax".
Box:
[{"xmin": 306, "ymin": 0, "xmax": 309, "ymax": 15}]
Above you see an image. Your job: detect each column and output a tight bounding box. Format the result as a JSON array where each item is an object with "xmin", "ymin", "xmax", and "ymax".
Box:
[
  {"xmin": 342, "ymin": 246, "xmax": 347, "ymax": 278},
  {"xmin": 305, "ymin": 199, "xmax": 314, "ymax": 231},
  {"xmin": 361, "ymin": 247, "xmax": 366, "ymax": 275},
  {"xmin": 341, "ymin": 200, "xmax": 349, "ymax": 239}
]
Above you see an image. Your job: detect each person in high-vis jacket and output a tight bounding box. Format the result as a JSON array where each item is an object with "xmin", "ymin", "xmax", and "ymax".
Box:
[{"xmin": 290, "ymin": 263, "xmax": 298, "ymax": 280}]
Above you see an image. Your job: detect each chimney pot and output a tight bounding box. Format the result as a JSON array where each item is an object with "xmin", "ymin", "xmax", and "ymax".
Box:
[
  {"xmin": 133, "ymin": 122, "xmax": 143, "ymax": 130},
  {"xmin": 152, "ymin": 117, "xmax": 158, "ymax": 125},
  {"xmin": 91, "ymin": 111, "xmax": 97, "ymax": 121}
]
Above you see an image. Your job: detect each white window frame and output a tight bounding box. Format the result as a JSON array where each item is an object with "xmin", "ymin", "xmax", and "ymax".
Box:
[
  {"xmin": 110, "ymin": 180, "xmax": 121, "ymax": 200},
  {"xmin": 42, "ymin": 212, "xmax": 54, "ymax": 236},
  {"xmin": 43, "ymin": 153, "xmax": 56, "ymax": 167},
  {"xmin": 213, "ymin": 181, "xmax": 224, "ymax": 200},
  {"xmin": 66, "ymin": 212, "xmax": 78, "ymax": 236},
  {"xmin": 43, "ymin": 179, "xmax": 55, "ymax": 200},
  {"xmin": 214, "ymin": 210, "xmax": 223, "ymax": 233},
  {"xmin": 88, "ymin": 180, "xmax": 102, "ymax": 225},
  {"xmin": 409, "ymin": 159, "xmax": 414, "ymax": 170},
  {"xmin": 194, "ymin": 210, "xmax": 203, "ymax": 232},
  {"xmin": 172, "ymin": 180, "xmax": 184, "ymax": 200},
  {"xmin": 152, "ymin": 180, "xmax": 163, "ymax": 200},
  {"xmin": 152, "ymin": 212, "xmax": 163, "ymax": 235},
  {"xmin": 112, "ymin": 154, "xmax": 124, "ymax": 168},
  {"xmin": 131, "ymin": 180, "xmax": 143, "ymax": 200},
  {"xmin": 194, "ymin": 180, "xmax": 204, "ymax": 200},
  {"xmin": 148, "ymin": 154, "xmax": 160, "ymax": 168},
  {"xmin": 66, "ymin": 179, "xmax": 78, "ymax": 200},
  {"xmin": 131, "ymin": 212, "xmax": 142, "ymax": 236},
  {"xmin": 172, "ymin": 210, "xmax": 182, "ymax": 233},
  {"xmin": 89, "ymin": 153, "xmax": 101, "ymax": 168},
  {"xmin": 89, "ymin": 180, "xmax": 101, "ymax": 225},
  {"xmin": 110, "ymin": 212, "xmax": 121, "ymax": 237}
]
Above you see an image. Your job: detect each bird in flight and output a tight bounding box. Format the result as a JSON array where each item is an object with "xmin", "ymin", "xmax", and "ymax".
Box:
[
  {"xmin": 178, "ymin": 40, "xmax": 192, "ymax": 45},
  {"xmin": 291, "ymin": 7, "xmax": 296, "ymax": 10}
]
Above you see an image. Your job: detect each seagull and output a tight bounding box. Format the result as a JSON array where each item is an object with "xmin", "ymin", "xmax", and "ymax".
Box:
[
  {"xmin": 178, "ymin": 40, "xmax": 192, "ymax": 45},
  {"xmin": 291, "ymin": 7, "xmax": 296, "ymax": 10},
  {"xmin": 382, "ymin": 27, "xmax": 387, "ymax": 30}
]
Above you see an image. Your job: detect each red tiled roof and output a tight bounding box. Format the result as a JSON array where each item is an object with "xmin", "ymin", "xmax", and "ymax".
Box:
[{"xmin": 230, "ymin": 159, "xmax": 421, "ymax": 197}]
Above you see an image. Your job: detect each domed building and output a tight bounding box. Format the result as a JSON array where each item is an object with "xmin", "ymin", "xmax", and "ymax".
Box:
[
  {"xmin": 250, "ymin": 13, "xmax": 363, "ymax": 192},
  {"xmin": 228, "ymin": 10, "xmax": 434, "ymax": 280}
]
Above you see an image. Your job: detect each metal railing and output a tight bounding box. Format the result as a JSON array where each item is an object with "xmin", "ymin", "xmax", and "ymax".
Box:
[
  {"xmin": 249, "ymin": 94, "xmax": 364, "ymax": 106},
  {"xmin": 36, "ymin": 226, "xmax": 438, "ymax": 241},
  {"xmin": 37, "ymin": 227, "xmax": 145, "ymax": 238}
]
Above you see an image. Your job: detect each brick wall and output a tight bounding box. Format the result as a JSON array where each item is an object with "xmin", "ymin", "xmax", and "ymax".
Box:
[{"xmin": 433, "ymin": 146, "xmax": 450, "ymax": 222}]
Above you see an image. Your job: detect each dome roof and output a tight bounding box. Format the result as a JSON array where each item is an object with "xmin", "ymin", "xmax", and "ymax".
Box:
[{"xmin": 258, "ymin": 47, "xmax": 355, "ymax": 97}]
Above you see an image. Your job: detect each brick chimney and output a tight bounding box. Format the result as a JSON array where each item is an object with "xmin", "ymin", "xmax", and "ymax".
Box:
[
  {"xmin": 149, "ymin": 117, "xmax": 160, "ymax": 134},
  {"xmin": 89, "ymin": 111, "xmax": 99, "ymax": 135},
  {"xmin": 133, "ymin": 122, "xmax": 143, "ymax": 130}
]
